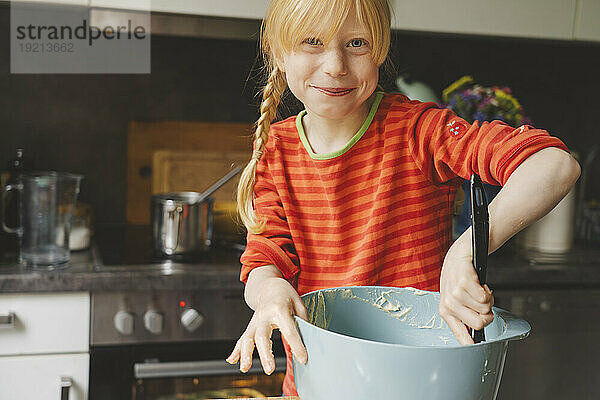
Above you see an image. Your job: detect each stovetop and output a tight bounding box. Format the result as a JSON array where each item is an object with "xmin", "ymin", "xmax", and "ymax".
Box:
[{"xmin": 94, "ymin": 224, "xmax": 245, "ymax": 267}]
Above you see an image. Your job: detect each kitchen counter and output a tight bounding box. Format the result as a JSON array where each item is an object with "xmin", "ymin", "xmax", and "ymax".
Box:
[
  {"xmin": 487, "ymin": 243, "xmax": 600, "ymax": 288},
  {"xmin": 0, "ymin": 252, "xmax": 244, "ymax": 293},
  {"xmin": 0, "ymin": 224, "xmax": 245, "ymax": 293},
  {"xmin": 0, "ymin": 224, "xmax": 599, "ymax": 293}
]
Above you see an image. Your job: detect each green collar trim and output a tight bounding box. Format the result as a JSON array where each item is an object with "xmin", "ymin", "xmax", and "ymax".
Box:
[{"xmin": 296, "ymin": 91, "xmax": 384, "ymax": 160}]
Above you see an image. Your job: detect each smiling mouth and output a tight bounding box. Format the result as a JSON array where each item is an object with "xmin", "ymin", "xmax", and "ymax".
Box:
[{"xmin": 312, "ymin": 86, "xmax": 355, "ymax": 96}]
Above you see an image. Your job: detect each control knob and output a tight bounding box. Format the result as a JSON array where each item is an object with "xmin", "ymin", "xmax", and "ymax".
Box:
[
  {"xmin": 114, "ymin": 311, "xmax": 135, "ymax": 336},
  {"xmin": 144, "ymin": 310, "xmax": 164, "ymax": 335},
  {"xmin": 181, "ymin": 308, "xmax": 204, "ymax": 332}
]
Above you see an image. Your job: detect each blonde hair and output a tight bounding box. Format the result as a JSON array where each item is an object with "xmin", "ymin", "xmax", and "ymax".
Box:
[{"xmin": 237, "ymin": 0, "xmax": 392, "ymax": 234}]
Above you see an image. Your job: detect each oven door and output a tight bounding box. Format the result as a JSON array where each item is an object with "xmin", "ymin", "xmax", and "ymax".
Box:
[
  {"xmin": 90, "ymin": 339, "xmax": 287, "ymax": 400},
  {"xmin": 133, "ymin": 357, "xmax": 286, "ymax": 400}
]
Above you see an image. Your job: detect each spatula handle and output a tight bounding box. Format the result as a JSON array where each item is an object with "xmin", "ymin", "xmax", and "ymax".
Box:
[{"xmin": 469, "ymin": 174, "xmax": 489, "ymax": 343}]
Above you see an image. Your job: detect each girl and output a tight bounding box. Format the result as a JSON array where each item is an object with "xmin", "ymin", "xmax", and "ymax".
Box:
[{"xmin": 226, "ymin": 0, "xmax": 580, "ymax": 396}]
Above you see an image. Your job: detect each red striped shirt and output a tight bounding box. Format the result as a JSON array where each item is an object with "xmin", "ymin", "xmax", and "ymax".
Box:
[{"xmin": 239, "ymin": 92, "xmax": 568, "ymax": 396}]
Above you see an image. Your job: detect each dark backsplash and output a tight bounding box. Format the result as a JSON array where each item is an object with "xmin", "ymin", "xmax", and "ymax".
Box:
[{"xmin": 0, "ymin": 4, "xmax": 598, "ymax": 224}]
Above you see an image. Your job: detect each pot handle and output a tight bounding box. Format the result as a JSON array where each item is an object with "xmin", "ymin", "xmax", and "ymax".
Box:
[
  {"xmin": 2, "ymin": 183, "xmax": 23, "ymax": 235},
  {"xmin": 164, "ymin": 205, "xmax": 183, "ymax": 253}
]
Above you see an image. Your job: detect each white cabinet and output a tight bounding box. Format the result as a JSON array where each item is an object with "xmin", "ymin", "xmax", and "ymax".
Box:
[
  {"xmin": 0, "ymin": 292, "xmax": 89, "ymax": 355},
  {"xmin": 574, "ymin": 0, "xmax": 600, "ymax": 41},
  {"xmin": 0, "ymin": 353, "xmax": 89, "ymax": 400},
  {"xmin": 392, "ymin": 0, "xmax": 577, "ymax": 40},
  {"xmin": 8, "ymin": 0, "xmax": 598, "ymax": 42},
  {"xmin": 89, "ymin": 0, "xmax": 148, "ymax": 11},
  {"xmin": 90, "ymin": 0, "xmax": 270, "ymax": 20},
  {"xmin": 0, "ymin": 292, "xmax": 90, "ymax": 400}
]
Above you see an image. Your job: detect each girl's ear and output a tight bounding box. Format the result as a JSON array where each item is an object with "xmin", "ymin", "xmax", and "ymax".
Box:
[
  {"xmin": 273, "ymin": 51, "xmax": 286, "ymax": 73},
  {"xmin": 275, "ymin": 59, "xmax": 285, "ymax": 73}
]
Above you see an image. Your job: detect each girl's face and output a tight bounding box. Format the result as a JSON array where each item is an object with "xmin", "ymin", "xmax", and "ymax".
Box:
[{"xmin": 279, "ymin": 9, "xmax": 380, "ymax": 121}]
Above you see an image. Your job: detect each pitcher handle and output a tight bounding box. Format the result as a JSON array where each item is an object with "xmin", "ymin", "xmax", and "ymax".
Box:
[{"xmin": 2, "ymin": 183, "xmax": 23, "ymax": 235}]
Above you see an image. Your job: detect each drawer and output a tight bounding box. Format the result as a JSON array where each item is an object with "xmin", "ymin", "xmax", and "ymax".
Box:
[
  {"xmin": 0, "ymin": 292, "xmax": 89, "ymax": 356},
  {"xmin": 0, "ymin": 353, "xmax": 89, "ymax": 400}
]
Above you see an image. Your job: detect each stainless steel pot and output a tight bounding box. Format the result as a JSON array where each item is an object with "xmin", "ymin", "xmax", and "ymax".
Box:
[
  {"xmin": 151, "ymin": 192, "xmax": 214, "ymax": 256},
  {"xmin": 151, "ymin": 166, "xmax": 242, "ymax": 257}
]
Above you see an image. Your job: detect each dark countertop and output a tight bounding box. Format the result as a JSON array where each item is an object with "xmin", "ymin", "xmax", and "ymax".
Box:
[
  {"xmin": 0, "ymin": 252, "xmax": 245, "ymax": 293},
  {"xmin": 487, "ymin": 245, "xmax": 600, "ymax": 289},
  {"xmin": 0, "ymin": 225, "xmax": 246, "ymax": 293},
  {"xmin": 0, "ymin": 225, "xmax": 599, "ymax": 293}
]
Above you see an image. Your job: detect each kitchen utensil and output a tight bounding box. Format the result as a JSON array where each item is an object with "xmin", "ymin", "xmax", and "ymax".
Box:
[
  {"xmin": 193, "ymin": 166, "xmax": 242, "ymax": 204},
  {"xmin": 293, "ymin": 286, "xmax": 530, "ymax": 400},
  {"xmin": 127, "ymin": 121, "xmax": 252, "ymax": 224},
  {"xmin": 151, "ymin": 167, "xmax": 241, "ymax": 256},
  {"xmin": 152, "ymin": 150, "xmax": 249, "ymax": 243},
  {"xmin": 455, "ymin": 181, "xmax": 500, "ymax": 237},
  {"xmin": 470, "ymin": 173, "xmax": 489, "ymax": 343},
  {"xmin": 2, "ymin": 172, "xmax": 82, "ymax": 268},
  {"xmin": 152, "ymin": 193, "xmax": 215, "ymax": 256}
]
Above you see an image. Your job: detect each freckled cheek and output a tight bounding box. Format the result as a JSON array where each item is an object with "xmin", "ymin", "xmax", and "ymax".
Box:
[
  {"xmin": 285, "ymin": 56, "xmax": 317, "ymax": 90},
  {"xmin": 284, "ymin": 71, "xmax": 310, "ymax": 101},
  {"xmin": 357, "ymin": 69, "xmax": 379, "ymax": 91},
  {"xmin": 349, "ymin": 57, "xmax": 378, "ymax": 84}
]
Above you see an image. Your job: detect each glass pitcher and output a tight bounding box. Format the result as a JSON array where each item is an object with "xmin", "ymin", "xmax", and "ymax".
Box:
[{"xmin": 2, "ymin": 172, "xmax": 83, "ymax": 268}]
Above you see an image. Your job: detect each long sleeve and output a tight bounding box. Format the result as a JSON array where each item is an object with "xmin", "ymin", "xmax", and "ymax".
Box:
[
  {"xmin": 406, "ymin": 102, "xmax": 570, "ymax": 186},
  {"xmin": 239, "ymin": 135, "xmax": 300, "ymax": 285}
]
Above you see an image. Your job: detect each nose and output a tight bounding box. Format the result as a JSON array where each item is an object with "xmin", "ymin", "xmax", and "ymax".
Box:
[{"xmin": 321, "ymin": 48, "xmax": 347, "ymax": 77}]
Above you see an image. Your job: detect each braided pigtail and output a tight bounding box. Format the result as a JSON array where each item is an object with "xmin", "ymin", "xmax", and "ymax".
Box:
[{"xmin": 237, "ymin": 66, "xmax": 287, "ymax": 234}]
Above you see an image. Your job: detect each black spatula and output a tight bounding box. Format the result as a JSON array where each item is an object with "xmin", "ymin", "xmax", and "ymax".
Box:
[{"xmin": 469, "ymin": 174, "xmax": 489, "ymax": 343}]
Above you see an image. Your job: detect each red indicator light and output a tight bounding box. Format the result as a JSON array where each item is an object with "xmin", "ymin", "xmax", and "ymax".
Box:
[{"xmin": 179, "ymin": 301, "xmax": 186, "ymax": 308}]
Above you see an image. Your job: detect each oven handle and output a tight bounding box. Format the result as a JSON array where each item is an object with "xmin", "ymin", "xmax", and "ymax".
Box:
[{"xmin": 134, "ymin": 357, "xmax": 287, "ymax": 379}]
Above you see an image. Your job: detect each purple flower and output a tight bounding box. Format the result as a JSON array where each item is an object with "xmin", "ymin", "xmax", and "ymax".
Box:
[{"xmin": 473, "ymin": 111, "xmax": 487, "ymax": 122}]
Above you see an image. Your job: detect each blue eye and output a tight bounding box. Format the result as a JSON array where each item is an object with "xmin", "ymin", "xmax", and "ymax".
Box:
[{"xmin": 348, "ymin": 39, "xmax": 366, "ymax": 47}]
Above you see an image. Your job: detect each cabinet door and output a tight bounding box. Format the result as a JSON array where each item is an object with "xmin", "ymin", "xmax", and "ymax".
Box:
[
  {"xmin": 574, "ymin": 0, "xmax": 600, "ymax": 42},
  {"xmin": 91, "ymin": 0, "xmax": 269, "ymax": 20},
  {"xmin": 0, "ymin": 292, "xmax": 89, "ymax": 356},
  {"xmin": 0, "ymin": 353, "xmax": 89, "ymax": 400},
  {"xmin": 392, "ymin": 0, "xmax": 576, "ymax": 40},
  {"xmin": 90, "ymin": 0, "xmax": 149, "ymax": 11}
]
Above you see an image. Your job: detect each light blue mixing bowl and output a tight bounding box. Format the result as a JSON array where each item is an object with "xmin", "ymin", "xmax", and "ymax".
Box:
[{"xmin": 293, "ymin": 286, "xmax": 530, "ymax": 400}]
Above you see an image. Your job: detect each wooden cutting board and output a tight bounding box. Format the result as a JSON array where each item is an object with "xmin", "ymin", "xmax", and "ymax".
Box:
[
  {"xmin": 152, "ymin": 150, "xmax": 250, "ymax": 202},
  {"xmin": 127, "ymin": 121, "xmax": 254, "ymax": 224}
]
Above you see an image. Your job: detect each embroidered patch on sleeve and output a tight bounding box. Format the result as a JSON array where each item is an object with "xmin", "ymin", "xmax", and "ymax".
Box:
[{"xmin": 446, "ymin": 119, "xmax": 469, "ymax": 138}]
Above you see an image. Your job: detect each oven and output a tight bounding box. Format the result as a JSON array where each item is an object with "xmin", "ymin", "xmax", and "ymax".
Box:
[{"xmin": 89, "ymin": 290, "xmax": 286, "ymax": 400}]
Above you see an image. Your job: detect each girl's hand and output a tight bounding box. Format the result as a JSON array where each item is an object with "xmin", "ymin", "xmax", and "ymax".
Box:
[
  {"xmin": 439, "ymin": 231, "xmax": 494, "ymax": 345},
  {"xmin": 226, "ymin": 276, "xmax": 308, "ymax": 374}
]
